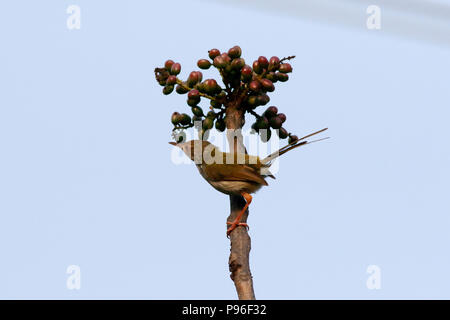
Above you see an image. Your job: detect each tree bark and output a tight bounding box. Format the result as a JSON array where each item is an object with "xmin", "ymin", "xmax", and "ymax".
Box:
[{"xmin": 225, "ymin": 105, "xmax": 256, "ymax": 300}]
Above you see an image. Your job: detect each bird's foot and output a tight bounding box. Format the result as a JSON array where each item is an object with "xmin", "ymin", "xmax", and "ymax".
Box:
[{"xmin": 226, "ymin": 221, "xmax": 249, "ymax": 237}]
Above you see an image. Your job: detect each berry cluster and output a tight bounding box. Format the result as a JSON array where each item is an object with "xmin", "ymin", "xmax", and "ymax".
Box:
[{"xmin": 154, "ymin": 45, "xmax": 299, "ymax": 143}]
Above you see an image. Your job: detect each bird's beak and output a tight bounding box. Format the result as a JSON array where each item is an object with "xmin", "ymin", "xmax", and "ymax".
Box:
[{"xmin": 168, "ymin": 142, "xmax": 177, "ymax": 146}]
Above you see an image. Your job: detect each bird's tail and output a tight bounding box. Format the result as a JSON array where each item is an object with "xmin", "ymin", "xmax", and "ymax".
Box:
[{"xmin": 261, "ymin": 128, "xmax": 329, "ymax": 165}]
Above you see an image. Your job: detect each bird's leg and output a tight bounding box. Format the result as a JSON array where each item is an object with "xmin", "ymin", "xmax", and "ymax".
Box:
[{"xmin": 227, "ymin": 192, "xmax": 252, "ymax": 237}]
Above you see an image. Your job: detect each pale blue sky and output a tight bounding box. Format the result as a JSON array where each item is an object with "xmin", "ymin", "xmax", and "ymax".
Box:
[{"xmin": 0, "ymin": 0, "xmax": 449, "ymax": 299}]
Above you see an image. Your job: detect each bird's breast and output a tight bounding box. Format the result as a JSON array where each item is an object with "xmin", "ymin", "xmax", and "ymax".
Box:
[{"xmin": 195, "ymin": 164, "xmax": 263, "ymax": 195}]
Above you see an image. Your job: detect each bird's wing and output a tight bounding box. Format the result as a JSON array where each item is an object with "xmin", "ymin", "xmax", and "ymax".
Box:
[{"xmin": 202, "ymin": 164, "xmax": 268, "ymax": 186}]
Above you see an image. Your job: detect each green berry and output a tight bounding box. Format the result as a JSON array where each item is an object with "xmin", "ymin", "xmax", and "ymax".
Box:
[
  {"xmin": 215, "ymin": 118, "xmax": 226, "ymax": 132},
  {"xmin": 191, "ymin": 106, "xmax": 204, "ymax": 117},
  {"xmin": 176, "ymin": 84, "xmax": 189, "ymax": 94},
  {"xmin": 171, "ymin": 112, "xmax": 181, "ymax": 125},
  {"xmin": 257, "ymin": 94, "xmax": 270, "ymax": 106},
  {"xmin": 187, "ymin": 98, "xmax": 199, "ymax": 107},
  {"xmin": 163, "ymin": 85, "xmax": 174, "ymax": 95},
  {"xmin": 247, "ymin": 95, "xmax": 258, "ymax": 107},
  {"xmin": 179, "ymin": 113, "xmax": 191, "ymax": 125},
  {"xmin": 202, "ymin": 117, "xmax": 214, "ymax": 130},
  {"xmin": 265, "ymin": 72, "xmax": 278, "ymax": 83},
  {"xmin": 276, "ymin": 72, "xmax": 289, "ymax": 82}
]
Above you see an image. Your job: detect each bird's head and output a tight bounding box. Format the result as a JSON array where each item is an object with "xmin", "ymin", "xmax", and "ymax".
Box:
[{"xmin": 169, "ymin": 140, "xmax": 214, "ymax": 162}]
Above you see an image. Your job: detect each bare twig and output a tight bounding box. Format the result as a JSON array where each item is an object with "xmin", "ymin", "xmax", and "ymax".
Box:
[{"xmin": 280, "ymin": 55, "xmax": 296, "ymax": 63}]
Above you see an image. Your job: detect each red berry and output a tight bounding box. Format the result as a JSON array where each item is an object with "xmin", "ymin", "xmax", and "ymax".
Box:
[
  {"xmin": 258, "ymin": 56, "xmax": 269, "ymax": 69},
  {"xmin": 166, "ymin": 75, "xmax": 177, "ymax": 85},
  {"xmin": 188, "ymin": 89, "xmax": 200, "ymax": 99},
  {"xmin": 203, "ymin": 79, "xmax": 218, "ymax": 94},
  {"xmin": 249, "ymin": 80, "xmax": 261, "ymax": 92},
  {"xmin": 252, "ymin": 61, "xmax": 263, "ymax": 74},
  {"xmin": 269, "ymin": 56, "xmax": 280, "ymax": 69},
  {"xmin": 213, "ymin": 56, "xmax": 227, "ymax": 68},
  {"xmin": 220, "ymin": 53, "xmax": 231, "ymax": 63},
  {"xmin": 165, "ymin": 60, "xmax": 175, "ymax": 70},
  {"xmin": 208, "ymin": 49, "xmax": 220, "ymax": 59},
  {"xmin": 170, "ymin": 63, "xmax": 181, "ymax": 75},
  {"xmin": 197, "ymin": 59, "xmax": 211, "ymax": 69},
  {"xmin": 228, "ymin": 45, "xmax": 242, "ymax": 59},
  {"xmin": 241, "ymin": 65, "xmax": 253, "ymax": 81},
  {"xmin": 260, "ymin": 78, "xmax": 274, "ymax": 92},
  {"xmin": 187, "ymin": 71, "xmax": 202, "ymax": 87},
  {"xmin": 279, "ymin": 63, "xmax": 292, "ymax": 73}
]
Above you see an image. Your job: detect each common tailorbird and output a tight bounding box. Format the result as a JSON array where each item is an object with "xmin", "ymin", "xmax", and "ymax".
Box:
[{"xmin": 170, "ymin": 128, "xmax": 328, "ymax": 236}]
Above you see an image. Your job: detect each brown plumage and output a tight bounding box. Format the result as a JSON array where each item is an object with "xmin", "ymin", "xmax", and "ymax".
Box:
[{"xmin": 169, "ymin": 128, "xmax": 328, "ymax": 236}]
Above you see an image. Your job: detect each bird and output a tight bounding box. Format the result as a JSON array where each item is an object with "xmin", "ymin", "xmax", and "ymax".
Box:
[{"xmin": 169, "ymin": 128, "xmax": 328, "ymax": 236}]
